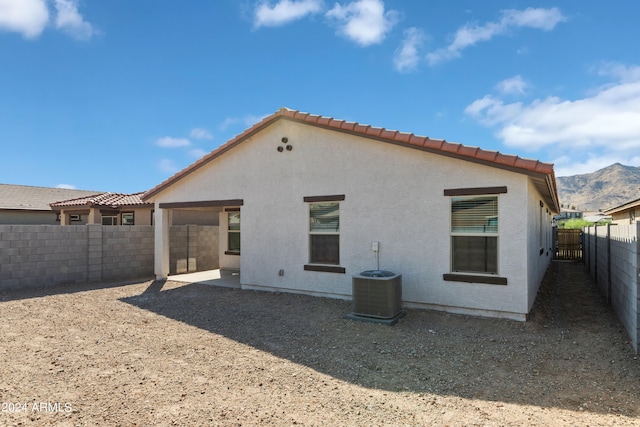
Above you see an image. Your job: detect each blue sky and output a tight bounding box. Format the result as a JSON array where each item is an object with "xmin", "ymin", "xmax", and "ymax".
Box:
[{"xmin": 1, "ymin": 0, "xmax": 639, "ymax": 193}]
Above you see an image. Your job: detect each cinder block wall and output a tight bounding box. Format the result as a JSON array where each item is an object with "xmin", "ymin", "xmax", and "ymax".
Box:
[
  {"xmin": 169, "ymin": 225, "xmax": 219, "ymax": 275},
  {"xmin": 584, "ymin": 223, "xmax": 639, "ymax": 352},
  {"xmin": 608, "ymin": 223, "xmax": 640, "ymax": 352},
  {"xmin": 0, "ymin": 225, "xmax": 154, "ymax": 290},
  {"xmin": 100, "ymin": 226, "xmax": 155, "ymax": 281}
]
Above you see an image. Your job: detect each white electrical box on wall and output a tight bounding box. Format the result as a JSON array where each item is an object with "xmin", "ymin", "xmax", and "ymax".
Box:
[{"xmin": 372, "ymin": 241, "xmax": 379, "ymax": 252}]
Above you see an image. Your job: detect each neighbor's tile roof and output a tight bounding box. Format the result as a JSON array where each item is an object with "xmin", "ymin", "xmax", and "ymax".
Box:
[
  {"xmin": 0, "ymin": 184, "xmax": 102, "ymax": 211},
  {"xmin": 50, "ymin": 192, "xmax": 151, "ymax": 209},
  {"xmin": 143, "ymin": 107, "xmax": 559, "ymax": 208}
]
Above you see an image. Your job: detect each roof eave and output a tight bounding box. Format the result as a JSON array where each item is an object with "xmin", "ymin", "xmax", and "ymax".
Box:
[{"xmin": 604, "ymin": 197, "xmax": 640, "ymax": 215}]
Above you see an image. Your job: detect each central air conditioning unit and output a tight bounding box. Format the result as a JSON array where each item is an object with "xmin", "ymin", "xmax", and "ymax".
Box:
[{"xmin": 350, "ymin": 270, "xmax": 403, "ymax": 324}]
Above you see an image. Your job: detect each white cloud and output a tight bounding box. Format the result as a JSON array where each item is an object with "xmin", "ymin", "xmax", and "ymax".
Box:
[
  {"xmin": 466, "ymin": 82, "xmax": 640, "ymax": 149},
  {"xmin": 495, "ymin": 75, "xmax": 528, "ymax": 95},
  {"xmin": 158, "ymin": 159, "xmax": 179, "ymax": 174},
  {"xmin": 0, "ymin": 0, "xmax": 49, "ymax": 39},
  {"xmin": 0, "ymin": 0, "xmax": 95, "ymax": 40},
  {"xmin": 189, "ymin": 128, "xmax": 213, "ymax": 140},
  {"xmin": 155, "ymin": 136, "xmax": 191, "ymax": 148},
  {"xmin": 243, "ymin": 113, "xmax": 269, "ymax": 126},
  {"xmin": 217, "ymin": 114, "xmax": 268, "ymax": 132},
  {"xmin": 188, "ymin": 148, "xmax": 208, "ymax": 159},
  {"xmin": 595, "ymin": 61, "xmax": 640, "ymax": 84},
  {"xmin": 254, "ymin": 0, "xmax": 323, "ymax": 28},
  {"xmin": 326, "ymin": 0, "xmax": 398, "ymax": 46},
  {"xmin": 427, "ymin": 7, "xmax": 566, "ymax": 66},
  {"xmin": 501, "ymin": 7, "xmax": 566, "ymax": 31},
  {"xmin": 53, "ymin": 0, "xmax": 96, "ymax": 40},
  {"xmin": 465, "ymin": 64, "xmax": 640, "ymax": 176},
  {"xmin": 219, "ymin": 117, "xmax": 239, "ymax": 131},
  {"xmin": 55, "ymin": 183, "xmax": 76, "ymax": 189},
  {"xmin": 393, "ymin": 27, "xmax": 424, "ymax": 72}
]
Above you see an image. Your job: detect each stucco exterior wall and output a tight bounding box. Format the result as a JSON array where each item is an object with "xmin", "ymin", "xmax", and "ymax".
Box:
[
  {"xmin": 0, "ymin": 209, "xmax": 69, "ymax": 225},
  {"xmin": 611, "ymin": 207, "xmax": 639, "ymax": 224},
  {"xmin": 526, "ymin": 179, "xmax": 555, "ymax": 312},
  {"xmin": 149, "ymin": 119, "xmax": 548, "ymax": 319},
  {"xmin": 128, "ymin": 208, "xmax": 153, "ymax": 226}
]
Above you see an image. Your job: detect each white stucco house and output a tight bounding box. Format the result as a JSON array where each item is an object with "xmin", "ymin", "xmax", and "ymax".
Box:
[{"xmin": 143, "ymin": 108, "xmax": 560, "ymax": 320}]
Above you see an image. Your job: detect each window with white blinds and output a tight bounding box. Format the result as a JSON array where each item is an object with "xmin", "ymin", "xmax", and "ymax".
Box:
[
  {"xmin": 451, "ymin": 195, "xmax": 498, "ymax": 274},
  {"xmin": 310, "ymin": 203, "xmax": 339, "ymax": 232},
  {"xmin": 451, "ymin": 196, "xmax": 498, "ymax": 234},
  {"xmin": 309, "ymin": 202, "xmax": 339, "ymax": 265}
]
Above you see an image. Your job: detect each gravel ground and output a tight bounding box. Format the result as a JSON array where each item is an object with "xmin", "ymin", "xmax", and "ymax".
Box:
[{"xmin": 1, "ymin": 260, "xmax": 638, "ymax": 426}]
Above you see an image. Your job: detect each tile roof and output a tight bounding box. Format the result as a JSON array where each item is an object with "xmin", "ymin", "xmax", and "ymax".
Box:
[
  {"xmin": 50, "ymin": 192, "xmax": 151, "ymax": 209},
  {"xmin": 0, "ymin": 184, "xmax": 103, "ymax": 211},
  {"xmin": 143, "ymin": 107, "xmax": 559, "ymax": 209}
]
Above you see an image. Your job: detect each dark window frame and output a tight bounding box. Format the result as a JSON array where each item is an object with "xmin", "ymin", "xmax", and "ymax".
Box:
[
  {"xmin": 304, "ymin": 195, "xmax": 345, "ymax": 274},
  {"xmin": 226, "ymin": 211, "xmax": 241, "ymax": 255},
  {"xmin": 447, "ymin": 187, "xmax": 507, "ymax": 285}
]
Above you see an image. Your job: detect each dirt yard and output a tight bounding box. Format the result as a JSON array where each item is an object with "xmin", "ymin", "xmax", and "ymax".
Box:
[{"xmin": 1, "ymin": 261, "xmax": 638, "ymax": 426}]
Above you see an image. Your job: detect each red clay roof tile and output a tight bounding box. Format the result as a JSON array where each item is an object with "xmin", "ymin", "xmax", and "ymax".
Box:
[
  {"xmin": 380, "ymin": 129, "xmax": 398, "ymax": 140},
  {"xmin": 441, "ymin": 142, "xmax": 462, "ymax": 154},
  {"xmin": 340, "ymin": 121, "xmax": 356, "ymax": 131},
  {"xmin": 353, "ymin": 124, "xmax": 370, "ymax": 133},
  {"xmin": 408, "ymin": 134, "xmax": 425, "ymax": 146},
  {"xmin": 475, "ymin": 149, "xmax": 499, "ymax": 162},
  {"xmin": 395, "ymin": 132, "xmax": 412, "ymax": 144},
  {"xmin": 317, "ymin": 117, "xmax": 331, "ymax": 126},
  {"xmin": 458, "ymin": 146, "xmax": 480, "ymax": 157},
  {"xmin": 497, "ymin": 153, "xmax": 518, "ymax": 166},
  {"xmin": 366, "ymin": 126, "xmax": 384, "ymax": 137}
]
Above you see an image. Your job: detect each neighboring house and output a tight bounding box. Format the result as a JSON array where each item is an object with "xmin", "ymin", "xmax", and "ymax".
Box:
[
  {"xmin": 143, "ymin": 107, "xmax": 560, "ymax": 320},
  {"xmin": 554, "ymin": 207, "xmax": 583, "ymax": 222},
  {"xmin": 50, "ymin": 192, "xmax": 154, "ymax": 226},
  {"xmin": 582, "ymin": 211, "xmax": 612, "ymax": 224},
  {"xmin": 605, "ymin": 197, "xmax": 640, "ymax": 224},
  {"xmin": 0, "ymin": 184, "xmax": 102, "ymax": 225}
]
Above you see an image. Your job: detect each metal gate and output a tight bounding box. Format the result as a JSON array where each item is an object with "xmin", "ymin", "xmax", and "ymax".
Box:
[{"xmin": 555, "ymin": 229, "xmax": 582, "ymax": 260}]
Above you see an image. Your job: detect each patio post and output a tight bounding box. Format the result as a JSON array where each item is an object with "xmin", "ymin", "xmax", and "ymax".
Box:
[{"xmin": 154, "ymin": 205, "xmax": 171, "ymax": 279}]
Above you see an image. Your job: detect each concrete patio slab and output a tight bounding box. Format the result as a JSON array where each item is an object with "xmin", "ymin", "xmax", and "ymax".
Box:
[{"xmin": 168, "ymin": 269, "xmax": 240, "ymax": 289}]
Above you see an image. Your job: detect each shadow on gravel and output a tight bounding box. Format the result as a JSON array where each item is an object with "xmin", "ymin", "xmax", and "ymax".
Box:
[
  {"xmin": 0, "ymin": 277, "xmax": 155, "ymax": 303},
  {"xmin": 120, "ymin": 261, "xmax": 639, "ymax": 416}
]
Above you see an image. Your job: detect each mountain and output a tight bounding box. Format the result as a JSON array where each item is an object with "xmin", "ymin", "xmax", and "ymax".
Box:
[{"xmin": 556, "ymin": 163, "xmax": 640, "ymax": 212}]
